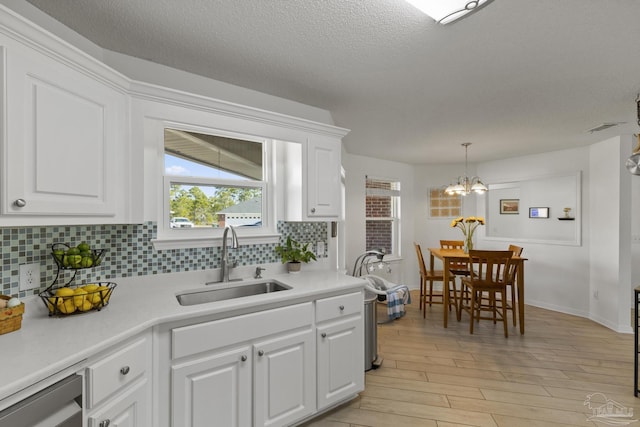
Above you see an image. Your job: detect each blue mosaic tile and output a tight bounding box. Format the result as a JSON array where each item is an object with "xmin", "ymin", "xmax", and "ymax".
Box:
[{"xmin": 1, "ymin": 221, "xmax": 327, "ymax": 297}]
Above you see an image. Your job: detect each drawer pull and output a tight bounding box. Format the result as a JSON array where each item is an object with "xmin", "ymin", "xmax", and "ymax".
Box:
[
  {"xmin": 14, "ymin": 199, "xmax": 26, "ymax": 208},
  {"xmin": 120, "ymin": 366, "xmax": 130, "ymax": 375},
  {"xmin": 321, "ymin": 332, "xmax": 327, "ymax": 338},
  {"xmin": 99, "ymin": 420, "xmax": 110, "ymax": 427},
  {"xmin": 339, "ymin": 305, "xmax": 345, "ymax": 311},
  {"xmin": 241, "ymin": 355, "xmax": 247, "ymax": 362},
  {"xmin": 311, "ymin": 207, "xmax": 316, "ymax": 213},
  {"xmin": 258, "ymin": 350, "xmax": 265, "ymax": 357}
]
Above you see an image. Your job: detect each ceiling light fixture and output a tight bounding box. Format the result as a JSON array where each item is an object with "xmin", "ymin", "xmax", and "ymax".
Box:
[
  {"xmin": 405, "ymin": 0, "xmax": 494, "ymax": 25},
  {"xmin": 625, "ymin": 94, "xmax": 640, "ymax": 175},
  {"xmin": 445, "ymin": 143, "xmax": 487, "ymax": 196}
]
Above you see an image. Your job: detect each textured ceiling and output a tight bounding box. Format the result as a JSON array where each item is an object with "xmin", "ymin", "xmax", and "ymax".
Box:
[{"xmin": 23, "ymin": 0, "xmax": 640, "ymax": 164}]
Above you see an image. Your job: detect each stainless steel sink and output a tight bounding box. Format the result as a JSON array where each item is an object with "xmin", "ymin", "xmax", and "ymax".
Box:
[{"xmin": 176, "ymin": 281, "xmax": 291, "ymax": 306}]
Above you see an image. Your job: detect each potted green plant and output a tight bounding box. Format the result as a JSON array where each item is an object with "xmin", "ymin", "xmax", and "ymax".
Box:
[{"xmin": 274, "ymin": 237, "xmax": 317, "ymax": 273}]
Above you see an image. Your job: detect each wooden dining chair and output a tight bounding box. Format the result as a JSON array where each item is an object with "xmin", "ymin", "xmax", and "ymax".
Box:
[
  {"xmin": 504, "ymin": 244, "xmax": 524, "ymax": 326},
  {"xmin": 414, "ymin": 242, "xmax": 457, "ymax": 318},
  {"xmin": 460, "ymin": 250, "xmax": 515, "ymax": 337},
  {"xmin": 440, "ymin": 240, "xmax": 470, "ymax": 276}
]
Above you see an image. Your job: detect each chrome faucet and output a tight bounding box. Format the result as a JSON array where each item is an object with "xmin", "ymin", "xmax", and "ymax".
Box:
[{"xmin": 220, "ymin": 225, "xmax": 239, "ymax": 282}]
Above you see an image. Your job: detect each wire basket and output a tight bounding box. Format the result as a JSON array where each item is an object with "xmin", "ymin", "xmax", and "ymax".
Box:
[
  {"xmin": 51, "ymin": 243, "xmax": 106, "ymax": 270},
  {"xmin": 0, "ymin": 295, "xmax": 25, "ymax": 334},
  {"xmin": 39, "ymin": 282, "xmax": 117, "ymax": 316}
]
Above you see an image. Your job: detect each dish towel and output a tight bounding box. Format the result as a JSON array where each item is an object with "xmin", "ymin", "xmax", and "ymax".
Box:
[
  {"xmin": 361, "ymin": 275, "xmax": 411, "ymax": 320},
  {"xmin": 386, "ymin": 284, "xmax": 411, "ymax": 321}
]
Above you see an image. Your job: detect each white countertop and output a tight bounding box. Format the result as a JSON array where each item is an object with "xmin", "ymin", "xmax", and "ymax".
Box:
[{"xmin": 0, "ymin": 267, "xmax": 366, "ymax": 405}]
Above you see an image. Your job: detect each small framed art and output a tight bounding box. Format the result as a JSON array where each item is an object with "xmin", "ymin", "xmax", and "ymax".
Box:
[
  {"xmin": 500, "ymin": 199, "xmax": 519, "ymax": 214},
  {"xmin": 529, "ymin": 207, "xmax": 549, "ymax": 218}
]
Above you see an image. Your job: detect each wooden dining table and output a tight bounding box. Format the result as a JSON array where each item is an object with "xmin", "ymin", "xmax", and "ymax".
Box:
[{"xmin": 428, "ymin": 248, "xmax": 528, "ymax": 334}]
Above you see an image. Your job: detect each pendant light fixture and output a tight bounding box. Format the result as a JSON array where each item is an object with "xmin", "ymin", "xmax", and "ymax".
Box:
[
  {"xmin": 445, "ymin": 143, "xmax": 488, "ymax": 196},
  {"xmin": 405, "ymin": 0, "xmax": 494, "ymax": 25}
]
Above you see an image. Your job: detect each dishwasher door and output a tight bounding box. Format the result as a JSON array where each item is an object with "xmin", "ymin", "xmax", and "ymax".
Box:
[{"xmin": 0, "ymin": 374, "xmax": 82, "ymax": 427}]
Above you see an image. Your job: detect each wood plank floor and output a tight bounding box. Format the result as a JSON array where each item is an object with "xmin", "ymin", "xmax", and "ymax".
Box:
[{"xmin": 301, "ymin": 290, "xmax": 637, "ymax": 427}]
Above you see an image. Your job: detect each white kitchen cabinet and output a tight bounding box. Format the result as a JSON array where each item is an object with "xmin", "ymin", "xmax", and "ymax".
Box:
[
  {"xmin": 171, "ymin": 345, "xmax": 252, "ymax": 427},
  {"xmin": 84, "ymin": 334, "xmax": 152, "ymax": 427},
  {"xmin": 305, "ymin": 136, "xmax": 341, "ymax": 219},
  {"xmin": 162, "ymin": 302, "xmax": 315, "ymax": 427},
  {"xmin": 87, "ymin": 378, "xmax": 148, "ymax": 427},
  {"xmin": 278, "ymin": 136, "xmax": 342, "ymax": 221},
  {"xmin": 1, "ymin": 37, "xmax": 127, "ymax": 221},
  {"xmin": 254, "ymin": 329, "xmax": 315, "ymax": 426},
  {"xmin": 315, "ymin": 292, "xmax": 364, "ymax": 410}
]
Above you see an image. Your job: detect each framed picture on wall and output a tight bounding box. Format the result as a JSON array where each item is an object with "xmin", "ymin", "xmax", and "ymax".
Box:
[
  {"xmin": 500, "ymin": 199, "xmax": 519, "ymax": 214},
  {"xmin": 529, "ymin": 207, "xmax": 549, "ymax": 218}
]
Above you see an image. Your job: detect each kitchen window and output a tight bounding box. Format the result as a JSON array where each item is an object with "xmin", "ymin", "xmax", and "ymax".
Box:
[
  {"xmin": 365, "ymin": 177, "xmax": 401, "ymax": 256},
  {"xmin": 158, "ymin": 127, "xmax": 277, "ymax": 247}
]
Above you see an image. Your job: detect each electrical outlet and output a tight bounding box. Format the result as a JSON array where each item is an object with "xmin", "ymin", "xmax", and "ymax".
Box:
[
  {"xmin": 317, "ymin": 241, "xmax": 325, "ymax": 255},
  {"xmin": 19, "ymin": 263, "xmax": 41, "ymax": 291}
]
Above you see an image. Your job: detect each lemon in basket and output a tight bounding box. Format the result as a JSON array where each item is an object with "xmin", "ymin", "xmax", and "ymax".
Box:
[
  {"xmin": 58, "ymin": 298, "xmax": 76, "ymax": 314},
  {"xmin": 97, "ymin": 285, "xmax": 111, "ymax": 303},
  {"xmin": 78, "ymin": 299, "xmax": 93, "ymax": 312},
  {"xmin": 73, "ymin": 288, "xmax": 88, "ymax": 308},
  {"xmin": 83, "ymin": 284, "xmax": 101, "ymax": 305},
  {"xmin": 55, "ymin": 287, "xmax": 74, "ymax": 298}
]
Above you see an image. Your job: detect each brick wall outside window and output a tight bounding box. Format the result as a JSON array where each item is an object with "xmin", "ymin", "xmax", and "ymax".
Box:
[{"xmin": 365, "ymin": 177, "xmax": 399, "ymax": 255}]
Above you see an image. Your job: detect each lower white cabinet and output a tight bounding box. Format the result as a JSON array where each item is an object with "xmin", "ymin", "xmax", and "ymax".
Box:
[
  {"xmin": 160, "ymin": 293, "xmax": 363, "ymax": 427},
  {"xmin": 254, "ymin": 329, "xmax": 315, "ymax": 426},
  {"xmin": 316, "ymin": 292, "xmax": 365, "ymax": 410},
  {"xmin": 163, "ymin": 302, "xmax": 316, "ymax": 427},
  {"xmin": 84, "ymin": 333, "xmax": 152, "ymax": 427},
  {"xmin": 171, "ymin": 345, "xmax": 252, "ymax": 427},
  {"xmin": 87, "ymin": 378, "xmax": 149, "ymax": 427}
]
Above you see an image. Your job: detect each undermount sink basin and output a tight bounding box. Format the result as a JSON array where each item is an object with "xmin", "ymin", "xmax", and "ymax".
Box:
[{"xmin": 176, "ymin": 281, "xmax": 291, "ymax": 306}]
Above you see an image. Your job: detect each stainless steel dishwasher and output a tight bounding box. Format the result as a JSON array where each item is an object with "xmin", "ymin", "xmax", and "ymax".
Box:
[{"xmin": 0, "ymin": 374, "xmax": 82, "ymax": 427}]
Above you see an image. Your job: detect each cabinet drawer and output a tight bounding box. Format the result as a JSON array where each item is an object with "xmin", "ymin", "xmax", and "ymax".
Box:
[
  {"xmin": 172, "ymin": 302, "xmax": 313, "ymax": 360},
  {"xmin": 86, "ymin": 336, "xmax": 149, "ymax": 409},
  {"xmin": 316, "ymin": 292, "xmax": 362, "ymax": 323}
]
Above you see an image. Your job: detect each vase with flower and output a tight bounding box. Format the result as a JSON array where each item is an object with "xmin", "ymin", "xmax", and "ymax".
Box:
[{"xmin": 451, "ymin": 216, "xmax": 485, "ymax": 253}]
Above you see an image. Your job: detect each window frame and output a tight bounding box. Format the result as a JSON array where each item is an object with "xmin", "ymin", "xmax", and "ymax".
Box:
[
  {"xmin": 365, "ymin": 177, "xmax": 401, "ymax": 258},
  {"xmin": 152, "ymin": 122, "xmax": 279, "ymax": 250}
]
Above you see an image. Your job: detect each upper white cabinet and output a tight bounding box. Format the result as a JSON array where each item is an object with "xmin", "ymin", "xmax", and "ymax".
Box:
[
  {"xmin": 305, "ymin": 136, "xmax": 341, "ymax": 219},
  {"xmin": 277, "ymin": 134, "xmax": 343, "ymax": 222},
  {"xmin": 2, "ymin": 44, "xmax": 126, "ymax": 219},
  {"xmin": 0, "ymin": 16, "xmax": 130, "ymax": 225}
]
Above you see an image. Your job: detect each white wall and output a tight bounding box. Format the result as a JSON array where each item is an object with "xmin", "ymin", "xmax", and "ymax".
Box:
[
  {"xmin": 343, "ymin": 153, "xmax": 415, "ymax": 286},
  {"xmin": 589, "ymin": 136, "xmax": 632, "ymax": 332},
  {"xmin": 476, "ymin": 147, "xmax": 592, "ymax": 318}
]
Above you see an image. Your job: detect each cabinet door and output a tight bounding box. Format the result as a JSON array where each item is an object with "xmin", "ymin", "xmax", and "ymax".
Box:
[
  {"xmin": 317, "ymin": 316, "xmax": 364, "ymax": 409},
  {"xmin": 253, "ymin": 329, "xmax": 315, "ymax": 427},
  {"xmin": 306, "ymin": 136, "xmax": 340, "ymax": 218},
  {"xmin": 171, "ymin": 346, "xmax": 252, "ymax": 427},
  {"xmin": 3, "ymin": 44, "xmax": 125, "ymax": 217},
  {"xmin": 87, "ymin": 378, "xmax": 149, "ymax": 427}
]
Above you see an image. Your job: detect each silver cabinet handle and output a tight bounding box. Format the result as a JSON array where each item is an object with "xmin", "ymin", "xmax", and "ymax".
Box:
[
  {"xmin": 241, "ymin": 355, "xmax": 247, "ymax": 362},
  {"xmin": 120, "ymin": 366, "xmax": 130, "ymax": 375},
  {"xmin": 258, "ymin": 350, "xmax": 264, "ymax": 357},
  {"xmin": 99, "ymin": 420, "xmax": 110, "ymax": 427},
  {"xmin": 339, "ymin": 305, "xmax": 345, "ymax": 311},
  {"xmin": 321, "ymin": 332, "xmax": 327, "ymax": 338},
  {"xmin": 14, "ymin": 199, "xmax": 26, "ymax": 208},
  {"xmin": 311, "ymin": 207, "xmax": 316, "ymax": 213}
]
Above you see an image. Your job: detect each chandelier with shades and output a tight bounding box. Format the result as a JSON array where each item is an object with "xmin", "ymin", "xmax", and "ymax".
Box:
[{"xmin": 445, "ymin": 143, "xmax": 488, "ymax": 196}]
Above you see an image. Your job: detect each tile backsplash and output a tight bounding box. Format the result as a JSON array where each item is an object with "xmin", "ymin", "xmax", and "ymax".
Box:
[{"xmin": 1, "ymin": 221, "xmax": 327, "ymax": 297}]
